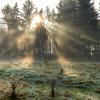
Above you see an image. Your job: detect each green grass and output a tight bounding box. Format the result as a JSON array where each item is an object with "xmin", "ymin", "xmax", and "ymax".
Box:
[{"xmin": 0, "ymin": 60, "xmax": 100, "ymax": 100}]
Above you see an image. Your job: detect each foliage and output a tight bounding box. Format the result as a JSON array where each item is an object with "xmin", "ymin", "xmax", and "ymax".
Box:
[
  {"xmin": 22, "ymin": 0, "xmax": 34, "ymax": 31},
  {"xmin": 57, "ymin": 0, "xmax": 98, "ymax": 37},
  {"xmin": 2, "ymin": 5, "xmax": 13, "ymax": 31},
  {"xmin": 77, "ymin": 0, "xmax": 98, "ymax": 35},
  {"xmin": 2, "ymin": 3, "xmax": 21, "ymax": 34},
  {"xmin": 57, "ymin": 0, "xmax": 77, "ymax": 25},
  {"xmin": 0, "ymin": 0, "xmax": 100, "ymax": 58}
]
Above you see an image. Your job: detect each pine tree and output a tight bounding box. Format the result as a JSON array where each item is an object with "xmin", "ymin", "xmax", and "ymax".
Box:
[
  {"xmin": 2, "ymin": 3, "xmax": 20, "ymax": 33},
  {"xmin": 57, "ymin": 0, "xmax": 77, "ymax": 25},
  {"xmin": 2, "ymin": 4, "xmax": 13, "ymax": 32},
  {"xmin": 46, "ymin": 6, "xmax": 51, "ymax": 20},
  {"xmin": 22, "ymin": 0, "xmax": 34, "ymax": 31},
  {"xmin": 56, "ymin": 0, "xmax": 64, "ymax": 21},
  {"xmin": 12, "ymin": 3, "xmax": 20, "ymax": 33},
  {"xmin": 77, "ymin": 0, "xmax": 98, "ymax": 34}
]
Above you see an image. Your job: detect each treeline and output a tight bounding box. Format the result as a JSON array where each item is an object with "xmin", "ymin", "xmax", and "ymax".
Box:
[
  {"xmin": 0, "ymin": 0, "xmax": 56, "ymax": 58},
  {"xmin": 53, "ymin": 0, "xmax": 100, "ymax": 59},
  {"xmin": 0, "ymin": 0, "xmax": 100, "ymax": 59},
  {"xmin": 2, "ymin": 0, "xmax": 34, "ymax": 34},
  {"xmin": 0, "ymin": 0, "xmax": 38, "ymax": 57},
  {"xmin": 56, "ymin": 0, "xmax": 100, "ymax": 38}
]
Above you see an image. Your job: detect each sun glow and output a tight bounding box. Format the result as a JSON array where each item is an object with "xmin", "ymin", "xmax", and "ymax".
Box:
[
  {"xmin": 30, "ymin": 14, "xmax": 47, "ymax": 30},
  {"xmin": 30, "ymin": 10, "xmax": 50, "ymax": 29},
  {"xmin": 30, "ymin": 0, "xmax": 60, "ymax": 30},
  {"xmin": 32, "ymin": 15, "xmax": 43, "ymax": 25}
]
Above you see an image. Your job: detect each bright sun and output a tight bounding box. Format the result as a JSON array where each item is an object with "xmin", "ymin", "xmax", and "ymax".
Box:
[
  {"xmin": 30, "ymin": 14, "xmax": 46, "ymax": 30},
  {"xmin": 30, "ymin": 0, "xmax": 60, "ymax": 29}
]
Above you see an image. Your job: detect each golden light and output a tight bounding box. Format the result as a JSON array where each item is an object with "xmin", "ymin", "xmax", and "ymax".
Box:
[
  {"xmin": 30, "ymin": 13, "xmax": 48, "ymax": 29},
  {"xmin": 32, "ymin": 15, "xmax": 42, "ymax": 25},
  {"xmin": 30, "ymin": 0, "xmax": 60, "ymax": 29},
  {"xmin": 30, "ymin": 14, "xmax": 43, "ymax": 30}
]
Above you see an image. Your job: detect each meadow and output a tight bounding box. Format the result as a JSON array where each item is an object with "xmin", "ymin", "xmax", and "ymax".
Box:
[{"xmin": 0, "ymin": 57, "xmax": 99, "ymax": 100}]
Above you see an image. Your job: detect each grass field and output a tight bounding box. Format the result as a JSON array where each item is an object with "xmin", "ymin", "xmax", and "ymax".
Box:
[{"xmin": 0, "ymin": 56, "xmax": 100, "ymax": 100}]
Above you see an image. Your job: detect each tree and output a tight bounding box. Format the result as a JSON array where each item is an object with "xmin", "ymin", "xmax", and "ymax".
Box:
[
  {"xmin": 2, "ymin": 4, "xmax": 13, "ymax": 32},
  {"xmin": 57, "ymin": 0, "xmax": 77, "ymax": 25},
  {"xmin": 56, "ymin": 0, "xmax": 82, "ymax": 57},
  {"xmin": 77, "ymin": 0, "xmax": 98, "ymax": 34},
  {"xmin": 34, "ymin": 26, "xmax": 48, "ymax": 60},
  {"xmin": 2, "ymin": 3, "xmax": 20, "ymax": 34},
  {"xmin": 46, "ymin": 6, "xmax": 51, "ymax": 20},
  {"xmin": 12, "ymin": 3, "xmax": 20, "ymax": 33},
  {"xmin": 22, "ymin": 0, "xmax": 34, "ymax": 32},
  {"xmin": 56, "ymin": 0, "xmax": 64, "ymax": 21}
]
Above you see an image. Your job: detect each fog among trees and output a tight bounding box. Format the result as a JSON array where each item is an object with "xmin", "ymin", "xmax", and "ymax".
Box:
[
  {"xmin": 0, "ymin": 0, "xmax": 100, "ymax": 60},
  {"xmin": 0, "ymin": 0, "xmax": 100, "ymax": 100}
]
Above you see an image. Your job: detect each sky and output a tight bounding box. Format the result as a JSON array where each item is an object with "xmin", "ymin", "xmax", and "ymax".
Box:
[
  {"xmin": 93, "ymin": 0, "xmax": 100, "ymax": 11},
  {"xmin": 0, "ymin": 0, "xmax": 100, "ymax": 18},
  {"xmin": 0, "ymin": 0, "xmax": 60, "ymax": 12}
]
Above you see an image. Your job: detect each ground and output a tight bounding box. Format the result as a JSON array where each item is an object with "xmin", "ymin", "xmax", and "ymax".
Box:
[{"xmin": 0, "ymin": 56, "xmax": 100, "ymax": 100}]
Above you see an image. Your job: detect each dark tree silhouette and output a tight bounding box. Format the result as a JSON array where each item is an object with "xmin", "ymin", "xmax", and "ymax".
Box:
[
  {"xmin": 46, "ymin": 6, "xmax": 51, "ymax": 20},
  {"xmin": 57, "ymin": 0, "xmax": 77, "ymax": 25},
  {"xmin": 77, "ymin": 0, "xmax": 98, "ymax": 34}
]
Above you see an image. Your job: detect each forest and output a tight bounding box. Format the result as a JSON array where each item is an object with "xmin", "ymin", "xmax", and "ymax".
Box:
[{"xmin": 0, "ymin": 0, "xmax": 100, "ymax": 100}]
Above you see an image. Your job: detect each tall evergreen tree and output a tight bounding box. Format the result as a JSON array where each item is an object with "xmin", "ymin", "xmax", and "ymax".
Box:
[
  {"xmin": 2, "ymin": 4, "xmax": 13, "ymax": 32},
  {"xmin": 77, "ymin": 0, "xmax": 98, "ymax": 34},
  {"xmin": 12, "ymin": 3, "xmax": 20, "ymax": 33},
  {"xmin": 22, "ymin": 0, "xmax": 34, "ymax": 31},
  {"xmin": 46, "ymin": 6, "xmax": 51, "ymax": 20},
  {"xmin": 57, "ymin": 0, "xmax": 77, "ymax": 25},
  {"xmin": 2, "ymin": 3, "xmax": 20, "ymax": 33}
]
